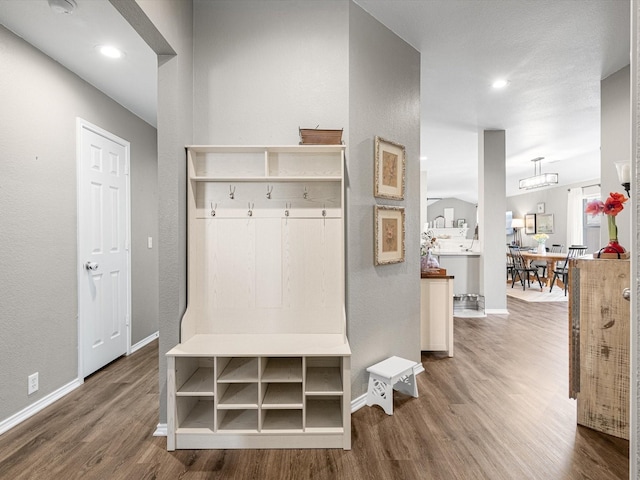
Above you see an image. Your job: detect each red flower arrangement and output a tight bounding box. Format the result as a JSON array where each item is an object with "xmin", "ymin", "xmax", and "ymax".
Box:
[{"xmin": 585, "ymin": 192, "xmax": 628, "ymax": 255}]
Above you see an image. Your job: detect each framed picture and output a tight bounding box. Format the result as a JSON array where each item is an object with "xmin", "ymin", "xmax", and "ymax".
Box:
[
  {"xmin": 374, "ymin": 136, "xmax": 406, "ymax": 200},
  {"xmin": 524, "ymin": 214, "xmax": 536, "ymax": 234},
  {"xmin": 456, "ymin": 218, "xmax": 466, "ymax": 228},
  {"xmin": 537, "ymin": 202, "xmax": 545, "ymax": 213},
  {"xmin": 536, "ymin": 213, "xmax": 554, "ymax": 234},
  {"xmin": 374, "ymin": 205, "xmax": 405, "ymax": 265}
]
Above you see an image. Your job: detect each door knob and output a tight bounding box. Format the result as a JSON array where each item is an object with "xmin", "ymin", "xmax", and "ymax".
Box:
[
  {"xmin": 85, "ymin": 261, "xmax": 99, "ymax": 271},
  {"xmin": 622, "ymin": 288, "xmax": 630, "ymax": 301}
]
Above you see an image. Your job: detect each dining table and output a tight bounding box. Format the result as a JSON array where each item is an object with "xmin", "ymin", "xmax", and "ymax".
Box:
[{"xmin": 513, "ymin": 250, "xmax": 568, "ymax": 287}]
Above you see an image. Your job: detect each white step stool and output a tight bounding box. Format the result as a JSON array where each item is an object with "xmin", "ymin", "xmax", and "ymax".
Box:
[{"xmin": 366, "ymin": 356, "xmax": 419, "ymax": 415}]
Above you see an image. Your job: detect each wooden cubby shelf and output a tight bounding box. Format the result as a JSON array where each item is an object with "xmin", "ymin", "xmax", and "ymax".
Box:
[{"xmin": 167, "ymin": 145, "xmax": 350, "ymax": 450}]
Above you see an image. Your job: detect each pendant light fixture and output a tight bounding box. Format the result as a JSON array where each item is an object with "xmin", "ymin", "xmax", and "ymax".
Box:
[{"xmin": 518, "ymin": 157, "xmax": 558, "ymax": 190}]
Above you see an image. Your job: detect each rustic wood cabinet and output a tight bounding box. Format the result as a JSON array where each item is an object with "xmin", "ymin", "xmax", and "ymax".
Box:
[{"xmin": 569, "ymin": 258, "xmax": 629, "ymax": 439}]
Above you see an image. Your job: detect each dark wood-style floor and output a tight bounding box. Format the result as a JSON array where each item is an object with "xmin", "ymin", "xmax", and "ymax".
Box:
[{"xmin": 0, "ymin": 298, "xmax": 629, "ymax": 479}]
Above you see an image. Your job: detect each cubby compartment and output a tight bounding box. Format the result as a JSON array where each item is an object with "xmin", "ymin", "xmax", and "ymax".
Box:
[
  {"xmin": 305, "ymin": 396, "xmax": 343, "ymax": 431},
  {"xmin": 262, "ymin": 357, "xmax": 303, "ymax": 382},
  {"xmin": 217, "ymin": 409, "xmax": 258, "ymax": 432},
  {"xmin": 218, "ymin": 357, "xmax": 259, "ymax": 383},
  {"xmin": 218, "ymin": 382, "xmax": 258, "ymax": 408},
  {"xmin": 261, "ymin": 409, "xmax": 303, "ymax": 432},
  {"xmin": 176, "ymin": 397, "xmax": 215, "ymax": 432},
  {"xmin": 175, "ymin": 357, "xmax": 215, "ymax": 396},
  {"xmin": 306, "ymin": 357, "xmax": 343, "ymax": 395},
  {"xmin": 193, "ymin": 149, "xmax": 265, "ymax": 178},
  {"xmin": 268, "ymin": 150, "xmax": 342, "ymax": 178},
  {"xmin": 262, "ymin": 383, "xmax": 303, "ymax": 408}
]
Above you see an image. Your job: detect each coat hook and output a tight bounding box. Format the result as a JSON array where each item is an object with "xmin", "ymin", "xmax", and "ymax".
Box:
[
  {"xmin": 247, "ymin": 202, "xmax": 254, "ymax": 217},
  {"xmin": 303, "ymin": 186, "xmax": 308, "ymax": 200},
  {"xmin": 210, "ymin": 202, "xmax": 217, "ymax": 217},
  {"xmin": 229, "ymin": 185, "xmax": 236, "ymax": 200},
  {"xmin": 322, "ymin": 204, "xmax": 326, "ymax": 217},
  {"xmin": 285, "ymin": 202, "xmax": 291, "ymax": 217},
  {"xmin": 266, "ymin": 184, "xmax": 273, "ymax": 200}
]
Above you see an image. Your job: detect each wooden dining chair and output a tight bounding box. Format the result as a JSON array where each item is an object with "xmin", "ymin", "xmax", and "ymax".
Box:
[
  {"xmin": 508, "ymin": 245, "xmax": 543, "ymax": 291},
  {"xmin": 549, "ymin": 245, "xmax": 587, "ymax": 295}
]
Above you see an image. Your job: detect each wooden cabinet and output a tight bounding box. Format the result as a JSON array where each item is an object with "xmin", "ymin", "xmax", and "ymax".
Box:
[
  {"xmin": 420, "ymin": 275, "xmax": 454, "ymax": 356},
  {"xmin": 167, "ymin": 145, "xmax": 350, "ymax": 450},
  {"xmin": 569, "ymin": 258, "xmax": 629, "ymax": 439}
]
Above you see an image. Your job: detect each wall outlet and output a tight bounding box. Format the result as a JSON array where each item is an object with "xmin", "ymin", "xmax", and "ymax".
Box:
[
  {"xmin": 147, "ymin": 236, "xmax": 153, "ymax": 249},
  {"xmin": 28, "ymin": 372, "xmax": 38, "ymax": 395}
]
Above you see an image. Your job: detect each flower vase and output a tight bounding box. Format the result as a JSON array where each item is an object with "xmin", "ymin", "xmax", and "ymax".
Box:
[
  {"xmin": 420, "ymin": 255, "xmax": 428, "ymax": 273},
  {"xmin": 596, "ymin": 215, "xmax": 628, "ymax": 258},
  {"xmin": 537, "ymin": 243, "xmax": 545, "ymax": 254}
]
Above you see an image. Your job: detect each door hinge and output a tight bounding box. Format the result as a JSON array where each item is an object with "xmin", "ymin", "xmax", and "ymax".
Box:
[{"xmin": 126, "ymin": 315, "xmax": 130, "ymax": 327}]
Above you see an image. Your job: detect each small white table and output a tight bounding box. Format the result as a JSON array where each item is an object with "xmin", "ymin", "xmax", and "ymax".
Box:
[{"xmin": 365, "ymin": 356, "xmax": 419, "ymax": 415}]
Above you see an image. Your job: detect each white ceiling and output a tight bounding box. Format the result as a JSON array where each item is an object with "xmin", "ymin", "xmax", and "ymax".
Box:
[{"xmin": 0, "ymin": 1, "xmax": 631, "ymax": 204}]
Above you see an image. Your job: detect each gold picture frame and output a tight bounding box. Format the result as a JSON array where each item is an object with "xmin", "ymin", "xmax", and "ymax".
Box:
[
  {"xmin": 374, "ymin": 205, "xmax": 405, "ymax": 265},
  {"xmin": 374, "ymin": 136, "xmax": 406, "ymax": 200}
]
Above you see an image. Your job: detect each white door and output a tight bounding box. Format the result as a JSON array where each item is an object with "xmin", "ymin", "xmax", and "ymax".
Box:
[{"xmin": 77, "ymin": 119, "xmax": 130, "ymax": 378}]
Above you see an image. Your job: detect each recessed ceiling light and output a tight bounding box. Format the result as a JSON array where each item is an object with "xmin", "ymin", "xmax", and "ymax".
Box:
[
  {"xmin": 492, "ymin": 79, "xmax": 509, "ymax": 89},
  {"xmin": 97, "ymin": 45, "xmax": 124, "ymax": 59},
  {"xmin": 48, "ymin": 0, "xmax": 77, "ymax": 15}
]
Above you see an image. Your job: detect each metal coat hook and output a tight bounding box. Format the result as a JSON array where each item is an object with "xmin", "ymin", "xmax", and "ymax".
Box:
[
  {"xmin": 322, "ymin": 204, "xmax": 327, "ymax": 217},
  {"xmin": 229, "ymin": 185, "xmax": 236, "ymax": 200},
  {"xmin": 266, "ymin": 185, "xmax": 273, "ymax": 200},
  {"xmin": 284, "ymin": 202, "xmax": 291, "ymax": 217},
  {"xmin": 210, "ymin": 202, "xmax": 217, "ymax": 217},
  {"xmin": 303, "ymin": 186, "xmax": 309, "ymax": 200},
  {"xmin": 247, "ymin": 202, "xmax": 254, "ymax": 217}
]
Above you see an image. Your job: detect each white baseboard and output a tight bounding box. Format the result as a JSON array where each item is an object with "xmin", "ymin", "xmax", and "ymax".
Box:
[
  {"xmin": 351, "ymin": 363, "xmax": 425, "ymax": 413},
  {"xmin": 154, "ymin": 423, "xmax": 167, "ymax": 437},
  {"xmin": 0, "ymin": 378, "xmax": 83, "ymax": 436},
  {"xmin": 485, "ymin": 308, "xmax": 509, "ymax": 315},
  {"xmin": 130, "ymin": 331, "xmax": 159, "ymax": 354}
]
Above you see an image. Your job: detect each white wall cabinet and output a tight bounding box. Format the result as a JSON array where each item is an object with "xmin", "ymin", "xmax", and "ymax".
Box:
[{"xmin": 167, "ymin": 145, "xmax": 350, "ymax": 450}]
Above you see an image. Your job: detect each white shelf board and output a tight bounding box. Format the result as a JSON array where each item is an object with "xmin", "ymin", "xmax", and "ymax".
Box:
[
  {"xmin": 305, "ymin": 367, "xmax": 343, "ymax": 394},
  {"xmin": 218, "ymin": 409, "xmax": 258, "ymax": 432},
  {"xmin": 305, "ymin": 399, "xmax": 342, "ymax": 431},
  {"xmin": 218, "ymin": 357, "xmax": 259, "ymax": 383},
  {"xmin": 192, "ymin": 176, "xmax": 340, "ymax": 182},
  {"xmin": 218, "ymin": 383, "xmax": 258, "ymax": 408},
  {"xmin": 168, "ymin": 334, "xmax": 350, "ymax": 357},
  {"xmin": 262, "ymin": 384, "xmax": 303, "ymax": 408},
  {"xmin": 262, "ymin": 410, "xmax": 303, "ymax": 431},
  {"xmin": 177, "ymin": 367, "xmax": 214, "ymax": 396},
  {"xmin": 262, "ymin": 358, "xmax": 303, "ymax": 382},
  {"xmin": 187, "ymin": 145, "xmax": 345, "ymax": 154}
]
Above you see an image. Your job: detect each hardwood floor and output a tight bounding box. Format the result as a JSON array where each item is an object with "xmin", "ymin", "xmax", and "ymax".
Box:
[{"xmin": 0, "ymin": 298, "xmax": 629, "ymax": 479}]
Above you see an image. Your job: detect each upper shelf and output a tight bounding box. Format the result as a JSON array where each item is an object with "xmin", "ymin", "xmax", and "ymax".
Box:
[{"xmin": 187, "ymin": 145, "xmax": 344, "ymax": 181}]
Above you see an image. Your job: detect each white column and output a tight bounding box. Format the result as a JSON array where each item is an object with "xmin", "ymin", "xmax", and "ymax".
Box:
[{"xmin": 478, "ymin": 130, "xmax": 508, "ymax": 313}]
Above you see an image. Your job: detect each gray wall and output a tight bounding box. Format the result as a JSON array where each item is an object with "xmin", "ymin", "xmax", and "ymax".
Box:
[
  {"xmin": 507, "ymin": 179, "xmax": 600, "ymax": 250},
  {"xmin": 187, "ymin": 0, "xmax": 420, "ymax": 404},
  {"xmin": 348, "ymin": 1, "xmax": 421, "ymax": 397},
  {"xmin": 134, "ymin": 0, "xmax": 194, "ymax": 425},
  {"xmin": 601, "ymin": 65, "xmax": 631, "ymax": 247},
  {"xmin": 427, "ymin": 198, "xmax": 477, "ymax": 238},
  {"xmin": 0, "ymin": 25, "xmax": 158, "ymax": 422}
]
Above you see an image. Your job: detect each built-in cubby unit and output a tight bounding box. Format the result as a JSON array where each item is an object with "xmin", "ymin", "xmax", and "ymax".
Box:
[{"xmin": 167, "ymin": 145, "xmax": 350, "ymax": 450}]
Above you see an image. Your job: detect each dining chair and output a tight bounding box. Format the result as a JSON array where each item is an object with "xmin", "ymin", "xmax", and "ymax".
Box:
[
  {"xmin": 508, "ymin": 245, "xmax": 543, "ymax": 291},
  {"xmin": 533, "ymin": 244, "xmax": 564, "ymax": 277},
  {"xmin": 506, "ymin": 244, "xmax": 516, "ymax": 281},
  {"xmin": 549, "ymin": 245, "xmax": 588, "ymax": 295}
]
